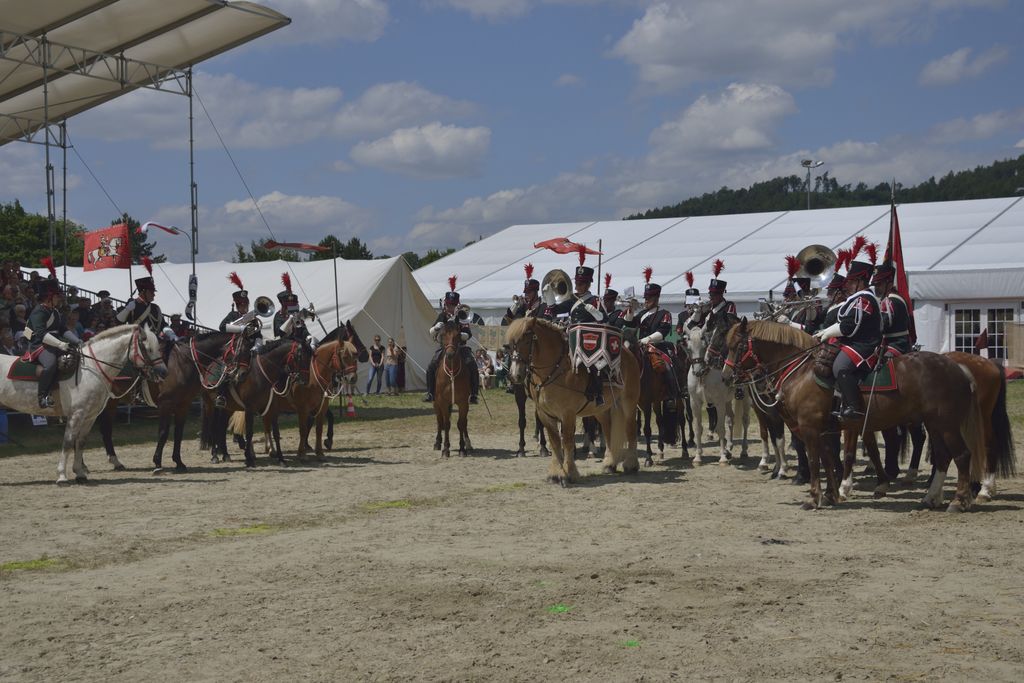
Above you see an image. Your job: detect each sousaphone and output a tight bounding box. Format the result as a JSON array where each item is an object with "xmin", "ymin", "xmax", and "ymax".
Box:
[
  {"xmin": 541, "ymin": 269, "xmax": 572, "ymax": 306},
  {"xmin": 795, "ymin": 244, "xmax": 837, "ymax": 291}
]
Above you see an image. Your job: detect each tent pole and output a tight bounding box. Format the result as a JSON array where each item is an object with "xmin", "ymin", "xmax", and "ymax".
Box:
[
  {"xmin": 596, "ymin": 239, "xmax": 602, "ymax": 297},
  {"xmin": 334, "ymin": 247, "xmax": 340, "ymax": 331},
  {"xmin": 61, "ymin": 121, "xmax": 68, "ymax": 285}
]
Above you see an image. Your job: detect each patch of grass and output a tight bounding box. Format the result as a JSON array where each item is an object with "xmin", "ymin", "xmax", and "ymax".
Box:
[
  {"xmin": 0, "ymin": 555, "xmax": 66, "ymax": 573},
  {"xmin": 546, "ymin": 603, "xmax": 572, "ymax": 614},
  {"xmin": 362, "ymin": 498, "xmax": 414, "ymax": 513},
  {"xmin": 209, "ymin": 523, "xmax": 278, "ymax": 537},
  {"xmin": 483, "ymin": 482, "xmax": 529, "ymax": 493},
  {"xmin": 622, "ymin": 640, "xmax": 641, "ymax": 648}
]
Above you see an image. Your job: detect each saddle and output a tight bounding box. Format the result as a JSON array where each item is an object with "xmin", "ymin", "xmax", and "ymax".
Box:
[
  {"xmin": 7, "ymin": 349, "xmax": 80, "ymax": 382},
  {"xmin": 813, "ymin": 341, "xmax": 899, "ymax": 394}
]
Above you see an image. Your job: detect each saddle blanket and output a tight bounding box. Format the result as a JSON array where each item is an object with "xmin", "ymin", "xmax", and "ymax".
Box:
[
  {"xmin": 6, "ymin": 356, "xmax": 81, "ymax": 383},
  {"xmin": 814, "ymin": 358, "xmax": 898, "ymax": 393}
]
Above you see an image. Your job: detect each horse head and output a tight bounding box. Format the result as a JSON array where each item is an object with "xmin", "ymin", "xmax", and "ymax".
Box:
[
  {"xmin": 345, "ymin": 320, "xmax": 370, "ymax": 363},
  {"xmin": 439, "ymin": 319, "xmax": 463, "ymax": 361},
  {"xmin": 318, "ymin": 339, "xmax": 359, "ymax": 392},
  {"xmin": 134, "ymin": 324, "xmax": 168, "ymax": 382}
]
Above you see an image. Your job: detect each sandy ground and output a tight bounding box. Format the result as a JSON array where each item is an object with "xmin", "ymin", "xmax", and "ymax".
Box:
[{"xmin": 1, "ymin": 391, "xmax": 1023, "ymax": 682}]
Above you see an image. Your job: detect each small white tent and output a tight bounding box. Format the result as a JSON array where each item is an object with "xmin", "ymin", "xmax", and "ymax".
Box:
[{"xmin": 59, "ymin": 257, "xmax": 437, "ymax": 390}]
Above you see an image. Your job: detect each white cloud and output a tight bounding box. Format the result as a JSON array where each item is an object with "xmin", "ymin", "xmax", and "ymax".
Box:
[
  {"xmin": 351, "ymin": 123, "xmax": 491, "ymax": 178},
  {"xmin": 1016, "ymin": 139, "xmax": 1024, "ymax": 149},
  {"xmin": 648, "ymin": 83, "xmax": 796, "ymax": 164},
  {"xmin": 929, "ymin": 109, "xmax": 1024, "ymax": 143},
  {"xmin": 331, "ymin": 82, "xmax": 477, "ymax": 139},
  {"xmin": 428, "ymin": 0, "xmax": 532, "ymax": 20},
  {"xmin": 554, "ymin": 73, "xmax": 583, "ymax": 87},
  {"xmin": 919, "ymin": 45, "xmax": 1010, "ymax": 86},
  {"xmin": 268, "ymin": 0, "xmax": 390, "ymax": 44},
  {"xmin": 330, "ymin": 160, "xmax": 355, "ymax": 172},
  {"xmin": 610, "ymin": 0, "xmax": 1002, "ymax": 92},
  {"xmin": 73, "ymin": 75, "xmax": 479, "ymax": 152},
  {"xmin": 409, "ymin": 172, "xmax": 602, "ymax": 248}
]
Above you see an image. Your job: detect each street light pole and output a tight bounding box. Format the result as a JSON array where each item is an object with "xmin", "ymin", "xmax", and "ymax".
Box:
[
  {"xmin": 801, "ymin": 159, "xmax": 824, "ymax": 210},
  {"xmin": 138, "ymin": 222, "xmax": 198, "ymax": 320}
]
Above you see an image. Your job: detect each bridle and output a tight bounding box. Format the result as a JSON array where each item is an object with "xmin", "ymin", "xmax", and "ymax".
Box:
[
  {"xmin": 512, "ymin": 320, "xmax": 567, "ymax": 393},
  {"xmin": 311, "ymin": 342, "xmax": 357, "ymax": 399},
  {"xmin": 85, "ymin": 326, "xmax": 166, "ymax": 397}
]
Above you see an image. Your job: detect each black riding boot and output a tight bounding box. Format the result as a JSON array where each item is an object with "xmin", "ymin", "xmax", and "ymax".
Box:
[
  {"xmin": 423, "ymin": 358, "xmax": 438, "ymax": 402},
  {"xmin": 835, "ymin": 369, "xmax": 864, "ymax": 422},
  {"xmin": 38, "ymin": 361, "xmax": 58, "ymax": 409},
  {"xmin": 469, "ymin": 361, "xmax": 480, "ymax": 404},
  {"xmin": 706, "ymin": 404, "xmax": 718, "ymax": 433}
]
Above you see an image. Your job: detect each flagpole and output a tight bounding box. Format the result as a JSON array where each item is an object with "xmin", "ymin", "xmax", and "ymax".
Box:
[
  {"xmin": 333, "ymin": 246, "xmax": 340, "ymax": 332},
  {"xmin": 596, "ymin": 239, "xmax": 603, "ymax": 297}
]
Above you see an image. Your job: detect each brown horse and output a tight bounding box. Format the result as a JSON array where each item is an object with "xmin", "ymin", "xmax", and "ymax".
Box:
[
  {"xmin": 721, "ymin": 319, "xmax": 986, "ymax": 511},
  {"xmin": 433, "ymin": 320, "xmax": 473, "ymax": 457},
  {"xmin": 636, "ymin": 343, "xmax": 688, "ymax": 466},
  {"xmin": 260, "ymin": 339, "xmax": 360, "ymax": 463},
  {"xmin": 207, "ymin": 339, "xmax": 310, "ymax": 467},
  {"xmin": 506, "ymin": 317, "xmax": 640, "ymax": 486}
]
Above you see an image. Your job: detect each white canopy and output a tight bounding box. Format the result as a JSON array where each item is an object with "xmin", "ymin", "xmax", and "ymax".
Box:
[
  {"xmin": 414, "ymin": 196, "xmax": 1024, "ymax": 309},
  {"xmin": 59, "ymin": 257, "xmax": 437, "ymax": 390}
]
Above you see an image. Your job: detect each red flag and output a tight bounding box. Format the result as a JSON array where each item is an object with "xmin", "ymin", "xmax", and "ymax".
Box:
[
  {"xmin": 884, "ymin": 202, "xmax": 916, "ymax": 345},
  {"xmin": 83, "ymin": 223, "xmax": 131, "ymax": 271},
  {"xmin": 263, "ymin": 240, "xmax": 330, "ymax": 253},
  {"xmin": 533, "ymin": 237, "xmax": 602, "ymax": 255}
]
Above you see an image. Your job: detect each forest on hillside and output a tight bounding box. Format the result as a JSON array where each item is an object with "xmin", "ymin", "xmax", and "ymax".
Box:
[{"xmin": 625, "ymin": 154, "xmax": 1024, "ymax": 220}]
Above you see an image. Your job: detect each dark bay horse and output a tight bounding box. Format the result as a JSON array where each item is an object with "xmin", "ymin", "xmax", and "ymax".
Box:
[
  {"xmin": 505, "ymin": 343, "xmax": 549, "ymax": 458},
  {"xmin": 722, "ymin": 319, "xmax": 986, "ymax": 511},
  {"xmin": 207, "ymin": 339, "xmax": 310, "ymax": 467},
  {"xmin": 636, "ymin": 343, "xmax": 688, "ymax": 466},
  {"xmin": 433, "ymin": 320, "xmax": 472, "ymax": 457}
]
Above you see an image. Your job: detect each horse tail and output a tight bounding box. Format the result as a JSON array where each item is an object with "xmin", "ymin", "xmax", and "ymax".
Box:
[
  {"xmin": 959, "ymin": 372, "xmax": 987, "ymax": 482},
  {"xmin": 988, "ymin": 361, "xmax": 1016, "ymax": 478}
]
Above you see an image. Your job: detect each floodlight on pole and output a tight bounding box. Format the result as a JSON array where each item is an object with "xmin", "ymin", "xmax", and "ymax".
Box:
[
  {"xmin": 139, "ymin": 221, "xmax": 199, "ymax": 321},
  {"xmin": 801, "ymin": 159, "xmax": 824, "ymax": 210}
]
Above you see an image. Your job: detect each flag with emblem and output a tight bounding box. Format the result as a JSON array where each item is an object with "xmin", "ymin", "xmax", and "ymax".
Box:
[
  {"xmin": 883, "ymin": 201, "xmax": 916, "ymax": 344},
  {"xmin": 83, "ymin": 223, "xmax": 131, "ymax": 271}
]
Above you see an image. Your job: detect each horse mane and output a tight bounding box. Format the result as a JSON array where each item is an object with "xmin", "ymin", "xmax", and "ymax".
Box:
[
  {"xmin": 192, "ymin": 331, "xmax": 229, "ymax": 343},
  {"xmin": 87, "ymin": 324, "xmax": 137, "ymax": 342},
  {"xmin": 505, "ymin": 316, "xmax": 563, "ymax": 345},
  {"xmin": 728, "ymin": 320, "xmax": 815, "ymax": 349}
]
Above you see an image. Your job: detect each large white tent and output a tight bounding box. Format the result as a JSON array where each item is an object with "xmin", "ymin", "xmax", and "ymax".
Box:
[
  {"xmin": 58, "ymin": 257, "xmax": 437, "ymax": 390},
  {"xmin": 415, "ymin": 196, "xmax": 1024, "ymax": 361}
]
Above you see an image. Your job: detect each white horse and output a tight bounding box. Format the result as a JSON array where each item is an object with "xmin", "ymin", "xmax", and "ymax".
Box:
[
  {"xmin": 86, "ymin": 236, "xmax": 125, "ymax": 266},
  {"xmin": 684, "ymin": 324, "xmax": 750, "ymax": 465},
  {"xmin": 0, "ymin": 325, "xmax": 166, "ymax": 483}
]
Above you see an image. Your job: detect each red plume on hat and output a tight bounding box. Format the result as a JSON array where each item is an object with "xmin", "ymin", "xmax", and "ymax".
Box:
[
  {"xmin": 604, "ymin": 272, "xmax": 612, "ymax": 289},
  {"xmin": 685, "ymin": 271, "xmax": 694, "ymax": 288},
  {"xmin": 785, "ymin": 255, "xmax": 800, "ymax": 279},
  {"xmin": 576, "ymin": 243, "xmax": 587, "ymax": 266},
  {"xmin": 865, "ymin": 242, "xmax": 878, "ymax": 265},
  {"xmin": 712, "ymin": 259, "xmax": 724, "ymax": 277},
  {"xmin": 524, "ymin": 263, "xmax": 534, "ymax": 280},
  {"xmin": 141, "ymin": 256, "xmax": 153, "ymax": 275},
  {"xmin": 281, "ymin": 272, "xmax": 292, "ymax": 293},
  {"xmin": 850, "ymin": 235, "xmax": 867, "ymax": 261},
  {"xmin": 835, "ymin": 248, "xmax": 851, "ymax": 273},
  {"xmin": 448, "ymin": 275, "xmax": 457, "ymax": 292},
  {"xmin": 643, "ymin": 266, "xmax": 653, "ymax": 284},
  {"xmin": 228, "ymin": 271, "xmax": 244, "ymax": 291},
  {"xmin": 40, "ymin": 256, "xmax": 56, "ymax": 279}
]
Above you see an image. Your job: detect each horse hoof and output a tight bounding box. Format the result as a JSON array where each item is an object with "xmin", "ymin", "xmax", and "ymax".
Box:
[
  {"xmin": 559, "ymin": 477, "xmax": 570, "ymax": 488},
  {"xmin": 602, "ymin": 465, "xmax": 616, "ymax": 474},
  {"xmin": 223, "ymin": 454, "xmax": 232, "ymax": 462},
  {"xmin": 152, "ymin": 467, "xmax": 164, "ymax": 475},
  {"xmin": 75, "ymin": 475, "xmax": 88, "ymax": 483},
  {"xmin": 644, "ymin": 457, "xmax": 654, "ymax": 468},
  {"xmin": 56, "ymin": 477, "xmax": 71, "ymax": 486},
  {"xmin": 540, "ymin": 447, "xmax": 551, "ymax": 458},
  {"xmin": 687, "ymin": 439, "xmax": 695, "ymax": 447},
  {"xmin": 515, "ymin": 449, "xmax": 525, "ymax": 458},
  {"xmin": 975, "ymin": 492, "xmax": 992, "ymax": 504},
  {"xmin": 946, "ymin": 501, "xmax": 966, "ymax": 513},
  {"xmin": 433, "ymin": 442, "xmax": 442, "ymax": 451}
]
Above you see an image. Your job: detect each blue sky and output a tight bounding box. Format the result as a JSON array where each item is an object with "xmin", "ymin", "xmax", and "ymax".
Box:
[{"xmin": 2, "ymin": 0, "xmax": 1022, "ymax": 263}]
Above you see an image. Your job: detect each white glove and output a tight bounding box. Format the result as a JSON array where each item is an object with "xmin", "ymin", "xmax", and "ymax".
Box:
[
  {"xmin": 623, "ymin": 308, "xmax": 635, "ymax": 322},
  {"xmin": 63, "ymin": 330, "xmax": 82, "ymax": 344},
  {"xmin": 281, "ymin": 314, "xmax": 296, "ymax": 335},
  {"xmin": 639, "ymin": 336, "xmax": 651, "ymax": 345},
  {"xmin": 115, "ymin": 299, "xmax": 137, "ymax": 323},
  {"xmin": 44, "ymin": 332, "xmax": 69, "ymax": 351},
  {"xmin": 788, "ymin": 321, "xmax": 805, "ymax": 331},
  {"xmin": 162, "ymin": 326, "xmax": 178, "ymax": 342},
  {"xmin": 815, "ymin": 322, "xmax": 842, "ymax": 341},
  {"xmin": 646, "ymin": 331, "xmax": 664, "ymax": 344},
  {"xmin": 459, "ymin": 332, "xmax": 469, "ymax": 342},
  {"xmin": 776, "ymin": 314, "xmax": 790, "ymax": 324},
  {"xmin": 584, "ymin": 303, "xmax": 602, "ymax": 318},
  {"xmin": 223, "ymin": 323, "xmax": 245, "ymax": 334},
  {"xmin": 429, "ymin": 322, "xmax": 442, "ymax": 335}
]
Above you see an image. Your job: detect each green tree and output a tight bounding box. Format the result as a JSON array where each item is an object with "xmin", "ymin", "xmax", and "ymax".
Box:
[
  {"xmin": 232, "ymin": 238, "xmax": 300, "ymax": 263},
  {"xmin": 0, "ymin": 200, "xmax": 85, "ymax": 267},
  {"xmin": 417, "ymin": 247, "xmax": 456, "ymax": 268}
]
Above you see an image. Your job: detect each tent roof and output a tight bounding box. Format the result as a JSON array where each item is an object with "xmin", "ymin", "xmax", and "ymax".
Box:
[
  {"xmin": 0, "ymin": 0, "xmax": 290, "ymax": 145},
  {"xmin": 414, "ymin": 196, "xmax": 1024, "ymax": 307}
]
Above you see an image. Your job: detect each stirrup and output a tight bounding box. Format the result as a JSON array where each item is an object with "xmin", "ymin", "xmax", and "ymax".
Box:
[
  {"xmin": 214, "ymin": 395, "xmax": 227, "ymax": 409},
  {"xmin": 833, "ymin": 405, "xmax": 864, "ymax": 422},
  {"xmin": 423, "ymin": 393, "xmax": 434, "ymax": 402},
  {"xmin": 470, "ymin": 394, "xmax": 479, "ymax": 404},
  {"xmin": 38, "ymin": 395, "xmax": 54, "ymax": 409}
]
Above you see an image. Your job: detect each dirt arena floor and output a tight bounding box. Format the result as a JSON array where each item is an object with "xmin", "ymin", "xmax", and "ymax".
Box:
[{"xmin": 2, "ymin": 388, "xmax": 1023, "ymax": 682}]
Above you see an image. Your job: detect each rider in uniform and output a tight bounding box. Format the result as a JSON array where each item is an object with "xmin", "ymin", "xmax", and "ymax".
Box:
[
  {"xmin": 871, "ymin": 259, "xmax": 912, "ymax": 356},
  {"xmin": 601, "ymin": 273, "xmax": 627, "ymax": 329},
  {"xmin": 565, "ymin": 251, "xmax": 606, "ymax": 405},
  {"xmin": 500, "ymin": 263, "xmax": 544, "ymax": 324},
  {"xmin": 627, "ymin": 267, "xmax": 678, "ymax": 400},
  {"xmin": 216, "ymin": 272, "xmax": 263, "ymax": 408},
  {"xmin": 273, "ymin": 273, "xmax": 313, "ymax": 347},
  {"xmin": 115, "ymin": 258, "xmax": 164, "ymax": 332},
  {"xmin": 701, "ymin": 259, "xmax": 737, "ymax": 336},
  {"xmin": 814, "ymin": 238, "xmax": 882, "ymax": 422},
  {"xmin": 27, "ymin": 266, "xmax": 80, "ymax": 409},
  {"xmin": 423, "ymin": 276, "xmax": 480, "ymax": 404}
]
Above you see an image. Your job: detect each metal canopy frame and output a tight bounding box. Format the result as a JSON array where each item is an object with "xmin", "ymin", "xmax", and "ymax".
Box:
[{"xmin": 0, "ymin": 0, "xmax": 290, "ymax": 270}]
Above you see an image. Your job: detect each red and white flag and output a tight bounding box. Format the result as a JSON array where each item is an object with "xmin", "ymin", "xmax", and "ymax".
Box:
[
  {"xmin": 883, "ymin": 202, "xmax": 916, "ymax": 345},
  {"xmin": 533, "ymin": 237, "xmax": 602, "ymax": 255},
  {"xmin": 83, "ymin": 223, "xmax": 131, "ymax": 271}
]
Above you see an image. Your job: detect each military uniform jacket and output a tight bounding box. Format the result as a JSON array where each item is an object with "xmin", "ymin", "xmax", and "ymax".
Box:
[
  {"xmin": 790, "ymin": 299, "xmax": 820, "ymax": 329},
  {"xmin": 880, "ymin": 293, "xmax": 912, "ymax": 353},
  {"xmin": 501, "ymin": 299, "xmax": 544, "ymax": 325},
  {"xmin": 701, "ymin": 299, "xmax": 737, "ymax": 338},
  {"xmin": 219, "ymin": 310, "xmax": 264, "ymax": 339},
  {"xmin": 676, "ymin": 309, "xmax": 693, "ymax": 334},
  {"xmin": 27, "ymin": 304, "xmax": 65, "ymax": 351},
  {"xmin": 568, "ymin": 292, "xmax": 605, "ymax": 325},
  {"xmin": 837, "ymin": 290, "xmax": 882, "ymax": 358},
  {"xmin": 632, "ymin": 306, "xmax": 674, "ymax": 352},
  {"xmin": 542, "ymin": 298, "xmax": 573, "ymax": 323},
  {"xmin": 433, "ymin": 311, "xmax": 472, "ymax": 344},
  {"xmin": 116, "ymin": 297, "xmax": 164, "ymax": 331},
  {"xmin": 606, "ymin": 308, "xmax": 627, "ymax": 329},
  {"xmin": 273, "ymin": 310, "xmax": 310, "ymax": 343}
]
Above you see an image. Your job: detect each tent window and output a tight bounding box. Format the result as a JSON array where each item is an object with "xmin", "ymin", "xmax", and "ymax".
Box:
[
  {"xmin": 953, "ymin": 309, "xmax": 981, "ymax": 354},
  {"xmin": 987, "ymin": 307, "xmax": 1015, "ymax": 360}
]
